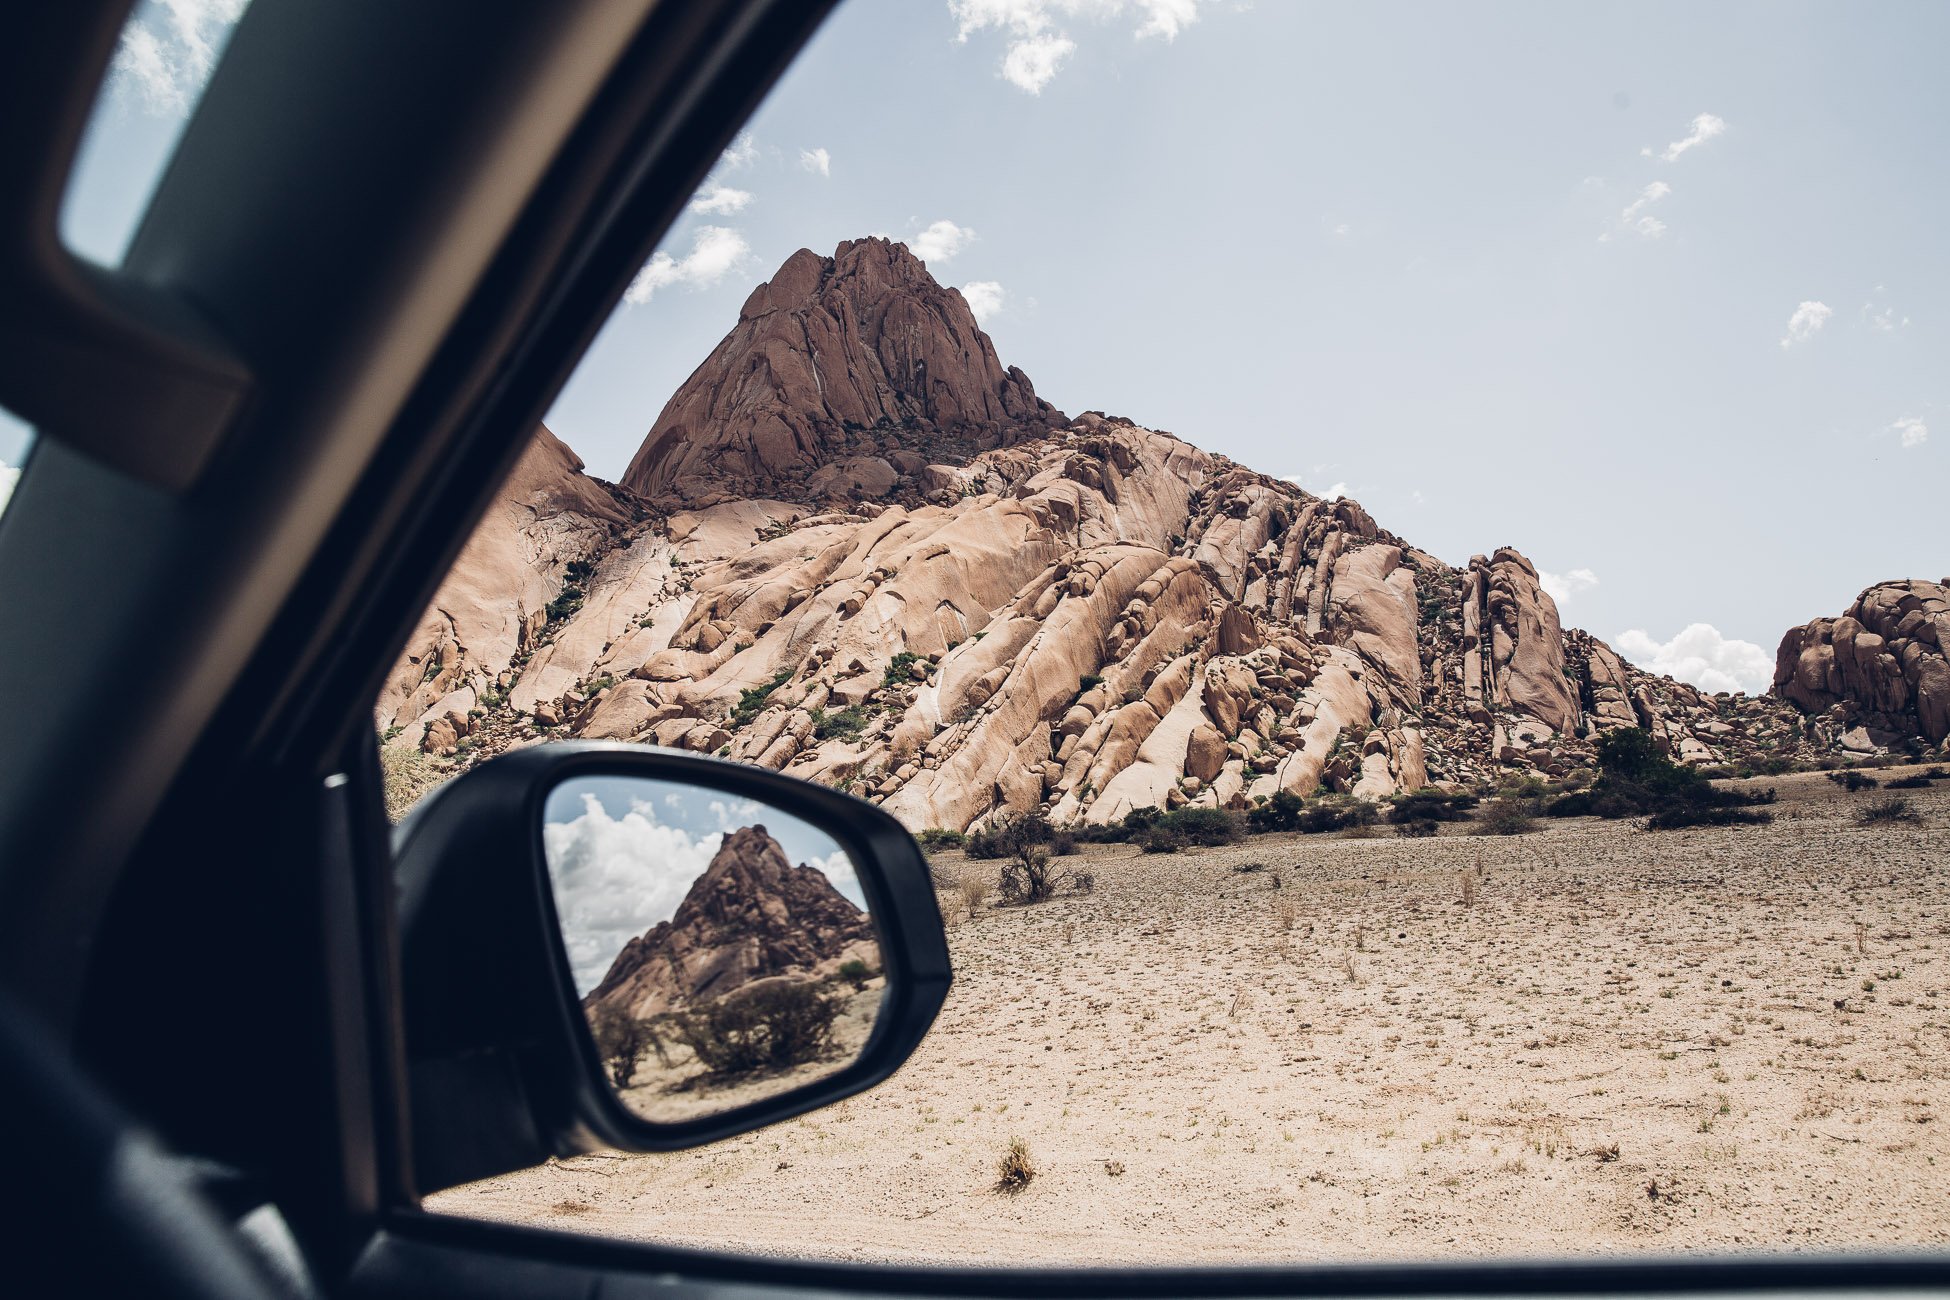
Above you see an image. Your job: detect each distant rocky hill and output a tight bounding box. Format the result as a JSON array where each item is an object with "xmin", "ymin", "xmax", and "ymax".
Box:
[
  {"xmin": 379, "ymin": 239, "xmax": 1948, "ymax": 831},
  {"xmin": 583, "ymin": 824, "xmax": 875, "ymax": 1021}
]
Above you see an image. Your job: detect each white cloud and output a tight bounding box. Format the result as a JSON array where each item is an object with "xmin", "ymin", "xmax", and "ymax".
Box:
[
  {"xmin": 1616, "ymin": 181, "xmax": 1671, "ymax": 239},
  {"xmin": 1862, "ymin": 290, "xmax": 1910, "ymax": 332},
  {"xmin": 720, "ymin": 133, "xmax": 759, "ymax": 169},
  {"xmin": 1615, "ymin": 624, "xmax": 1773, "ymax": 696},
  {"xmin": 1333, "ymin": 223, "xmax": 1350, "ymax": 237},
  {"xmin": 1654, "ymin": 112, "xmax": 1726, "ymax": 163},
  {"xmin": 623, "ymin": 226, "xmax": 750, "ymax": 305},
  {"xmin": 110, "ymin": 0, "xmax": 250, "ymax": 114},
  {"xmin": 950, "ymin": 1, "xmax": 1208, "ymax": 94},
  {"xmin": 961, "ymin": 280, "xmax": 1006, "ymax": 321},
  {"xmin": 1893, "ymin": 416, "xmax": 1928, "ymax": 449},
  {"xmin": 1001, "ymin": 31, "xmax": 1076, "ymax": 92},
  {"xmin": 543, "ymin": 793, "xmax": 724, "ymax": 994},
  {"xmin": 688, "ymin": 184, "xmax": 752, "ymax": 216},
  {"xmin": 1778, "ymin": 300, "xmax": 1833, "ymax": 349},
  {"xmin": 1539, "ymin": 567, "xmax": 1600, "ymax": 606},
  {"xmin": 910, "ymin": 219, "xmax": 976, "ymax": 263},
  {"xmin": 1280, "ymin": 474, "xmax": 1345, "ymax": 501},
  {"xmin": 799, "ymin": 147, "xmax": 832, "ymax": 177}
]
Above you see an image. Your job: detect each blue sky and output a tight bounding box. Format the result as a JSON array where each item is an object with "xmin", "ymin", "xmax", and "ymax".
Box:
[{"xmin": 32, "ymin": 0, "xmax": 1950, "ymax": 695}]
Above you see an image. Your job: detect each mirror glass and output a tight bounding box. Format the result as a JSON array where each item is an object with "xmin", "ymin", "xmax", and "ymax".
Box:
[{"xmin": 541, "ymin": 775, "xmax": 885, "ymax": 1123}]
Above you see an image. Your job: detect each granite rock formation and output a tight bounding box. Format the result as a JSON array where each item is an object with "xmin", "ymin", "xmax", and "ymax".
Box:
[
  {"xmin": 380, "ymin": 240, "xmax": 1939, "ymax": 832},
  {"xmin": 1775, "ymin": 580, "xmax": 1950, "ymax": 751}
]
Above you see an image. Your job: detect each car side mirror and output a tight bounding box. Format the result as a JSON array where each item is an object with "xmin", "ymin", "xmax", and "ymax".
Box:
[{"xmin": 393, "ymin": 742, "xmax": 951, "ymax": 1195}]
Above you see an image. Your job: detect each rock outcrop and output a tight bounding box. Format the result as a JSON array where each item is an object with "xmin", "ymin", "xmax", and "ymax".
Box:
[
  {"xmin": 1774, "ymin": 580, "xmax": 1950, "ymax": 749},
  {"xmin": 583, "ymin": 825, "xmax": 876, "ymax": 1020},
  {"xmin": 620, "ymin": 238, "xmax": 1062, "ymax": 503},
  {"xmin": 381, "ymin": 240, "xmax": 1932, "ymax": 831}
]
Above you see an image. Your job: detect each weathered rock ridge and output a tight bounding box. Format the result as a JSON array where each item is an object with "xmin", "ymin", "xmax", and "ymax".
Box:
[
  {"xmin": 1775, "ymin": 580, "xmax": 1950, "ymax": 750},
  {"xmin": 620, "ymin": 238, "xmax": 1062, "ymax": 504},
  {"xmin": 583, "ymin": 825, "xmax": 875, "ymax": 1020},
  {"xmin": 382, "ymin": 242, "xmax": 1943, "ymax": 831}
]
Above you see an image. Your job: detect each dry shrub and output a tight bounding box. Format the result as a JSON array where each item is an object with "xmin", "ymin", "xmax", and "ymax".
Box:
[
  {"xmin": 958, "ymin": 872, "xmax": 991, "ymax": 917},
  {"xmin": 1458, "ymin": 870, "xmax": 1477, "ymax": 908},
  {"xmin": 995, "ymin": 1137, "xmax": 1036, "ymax": 1192},
  {"xmin": 1858, "ymin": 796, "xmax": 1922, "ymax": 826},
  {"xmin": 998, "ymin": 845, "xmax": 1090, "ymax": 905}
]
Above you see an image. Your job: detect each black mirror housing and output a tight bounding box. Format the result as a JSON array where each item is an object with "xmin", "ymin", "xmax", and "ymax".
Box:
[{"xmin": 393, "ymin": 742, "xmax": 951, "ymax": 1196}]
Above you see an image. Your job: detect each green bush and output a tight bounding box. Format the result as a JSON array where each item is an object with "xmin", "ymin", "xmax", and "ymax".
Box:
[
  {"xmin": 837, "ymin": 959, "xmax": 874, "ymax": 990},
  {"xmin": 917, "ymin": 828, "xmax": 968, "ymax": 850},
  {"xmin": 672, "ymin": 981, "xmax": 840, "ymax": 1075},
  {"xmin": 1542, "ymin": 727, "xmax": 1773, "ymax": 827},
  {"xmin": 1139, "ymin": 826, "xmax": 1183, "ymax": 854},
  {"xmin": 731, "ymin": 670, "xmax": 794, "ymax": 726},
  {"xmin": 1246, "ymin": 790, "xmax": 1307, "ymax": 833},
  {"xmin": 1388, "ymin": 790, "xmax": 1478, "ymax": 824},
  {"xmin": 1646, "ymin": 806, "xmax": 1774, "ymax": 830},
  {"xmin": 1829, "ymin": 770, "xmax": 1880, "ymax": 792},
  {"xmin": 1157, "ymin": 806, "xmax": 1245, "ymax": 846},
  {"xmin": 882, "ymin": 651, "xmax": 922, "ymax": 689},
  {"xmin": 812, "ymin": 705, "xmax": 870, "ymax": 741},
  {"xmin": 1395, "ymin": 817, "xmax": 1439, "ymax": 838}
]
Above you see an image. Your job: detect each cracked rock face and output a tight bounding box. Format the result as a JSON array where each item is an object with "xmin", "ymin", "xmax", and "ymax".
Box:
[{"xmin": 380, "ymin": 241, "xmax": 1941, "ymax": 831}]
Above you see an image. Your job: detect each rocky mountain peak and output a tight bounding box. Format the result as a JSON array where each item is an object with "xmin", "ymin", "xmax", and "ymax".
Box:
[
  {"xmin": 619, "ymin": 237, "xmax": 1063, "ymax": 504},
  {"xmin": 582, "ymin": 825, "xmax": 876, "ymax": 1020}
]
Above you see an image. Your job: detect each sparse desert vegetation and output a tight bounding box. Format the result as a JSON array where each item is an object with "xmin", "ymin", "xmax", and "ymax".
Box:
[{"xmin": 440, "ymin": 765, "xmax": 1950, "ymax": 1263}]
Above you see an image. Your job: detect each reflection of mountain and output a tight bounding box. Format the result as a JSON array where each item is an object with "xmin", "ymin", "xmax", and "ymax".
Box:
[{"xmin": 583, "ymin": 824, "xmax": 875, "ymax": 1019}]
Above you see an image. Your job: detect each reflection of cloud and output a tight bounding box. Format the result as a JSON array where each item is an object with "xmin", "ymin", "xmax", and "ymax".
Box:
[
  {"xmin": 543, "ymin": 793, "xmax": 722, "ymax": 994},
  {"xmin": 807, "ymin": 850, "xmax": 864, "ymax": 909},
  {"xmin": 111, "ymin": 0, "xmax": 249, "ymax": 114}
]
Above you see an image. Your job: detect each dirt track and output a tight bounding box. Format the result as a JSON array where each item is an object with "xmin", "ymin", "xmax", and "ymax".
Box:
[{"xmin": 434, "ymin": 768, "xmax": 1950, "ymax": 1263}]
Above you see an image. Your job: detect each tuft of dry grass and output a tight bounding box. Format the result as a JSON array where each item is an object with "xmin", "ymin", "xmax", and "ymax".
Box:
[
  {"xmin": 381, "ymin": 742, "xmax": 448, "ymax": 821},
  {"xmin": 995, "ymin": 1137, "xmax": 1036, "ymax": 1192},
  {"xmin": 1459, "ymin": 869, "xmax": 1478, "ymax": 908},
  {"xmin": 959, "ymin": 872, "xmax": 992, "ymax": 918}
]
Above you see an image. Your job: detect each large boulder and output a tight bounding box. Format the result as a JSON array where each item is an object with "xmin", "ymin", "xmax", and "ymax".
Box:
[{"xmin": 1774, "ymin": 579, "xmax": 1950, "ymax": 745}]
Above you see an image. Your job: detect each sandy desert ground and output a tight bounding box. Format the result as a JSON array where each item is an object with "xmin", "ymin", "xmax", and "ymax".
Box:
[{"xmin": 433, "ymin": 767, "xmax": 1950, "ymax": 1265}]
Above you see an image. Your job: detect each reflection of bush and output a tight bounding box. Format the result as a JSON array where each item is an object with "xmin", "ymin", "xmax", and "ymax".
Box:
[
  {"xmin": 590, "ymin": 1004, "xmax": 668, "ymax": 1089},
  {"xmin": 672, "ymin": 981, "xmax": 841, "ymax": 1076}
]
